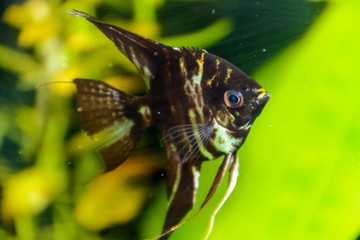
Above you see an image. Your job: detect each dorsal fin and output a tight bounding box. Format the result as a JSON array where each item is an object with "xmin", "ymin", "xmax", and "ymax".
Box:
[{"xmin": 68, "ymin": 9, "xmax": 168, "ymax": 88}]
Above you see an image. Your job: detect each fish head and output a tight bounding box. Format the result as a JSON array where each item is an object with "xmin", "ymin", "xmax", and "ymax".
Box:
[{"xmin": 205, "ymin": 57, "xmax": 270, "ymax": 133}]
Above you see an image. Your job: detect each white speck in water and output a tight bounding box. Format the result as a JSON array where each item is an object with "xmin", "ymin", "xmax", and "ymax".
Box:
[
  {"xmin": 262, "ymin": 48, "xmax": 267, "ymax": 52},
  {"xmin": 153, "ymin": 51, "xmax": 159, "ymax": 56},
  {"xmin": 18, "ymin": 150, "xmax": 24, "ymax": 155},
  {"xmin": 78, "ymin": 145, "xmax": 83, "ymax": 149},
  {"xmin": 157, "ymin": 111, "xmax": 161, "ymax": 115},
  {"xmin": 62, "ymin": 63, "xmax": 68, "ymax": 68},
  {"xmin": 77, "ymin": 107, "xmax": 83, "ymax": 112},
  {"xmin": 94, "ymin": 138, "xmax": 99, "ymax": 142},
  {"xmin": 255, "ymin": 14, "xmax": 259, "ymax": 17},
  {"xmin": 245, "ymin": 174, "xmax": 248, "ymax": 179},
  {"xmin": 67, "ymin": 161, "xmax": 72, "ymax": 166},
  {"xmin": 268, "ymin": 124, "xmax": 273, "ymax": 128},
  {"xmin": 211, "ymin": 9, "xmax": 216, "ymax": 15},
  {"xmin": 108, "ymin": 62, "xmax": 113, "ymax": 68},
  {"xmin": 161, "ymin": 173, "xmax": 164, "ymax": 177},
  {"xmin": 256, "ymin": 1, "xmax": 260, "ymax": 5}
]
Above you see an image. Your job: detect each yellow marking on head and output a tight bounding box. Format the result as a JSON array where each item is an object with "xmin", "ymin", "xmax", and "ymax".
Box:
[
  {"xmin": 207, "ymin": 74, "xmax": 217, "ymax": 86},
  {"xmin": 256, "ymin": 88, "xmax": 266, "ymax": 93},
  {"xmin": 206, "ymin": 58, "xmax": 221, "ymax": 86},
  {"xmin": 224, "ymin": 68, "xmax": 233, "ymax": 84}
]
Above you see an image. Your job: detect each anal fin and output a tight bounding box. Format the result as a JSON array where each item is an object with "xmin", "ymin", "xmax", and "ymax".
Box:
[
  {"xmin": 161, "ymin": 161, "xmax": 200, "ymax": 240},
  {"xmin": 149, "ymin": 153, "xmax": 238, "ymax": 240}
]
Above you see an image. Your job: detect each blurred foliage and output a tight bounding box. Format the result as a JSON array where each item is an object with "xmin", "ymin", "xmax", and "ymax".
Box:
[{"xmin": 1, "ymin": 0, "xmax": 359, "ymax": 240}]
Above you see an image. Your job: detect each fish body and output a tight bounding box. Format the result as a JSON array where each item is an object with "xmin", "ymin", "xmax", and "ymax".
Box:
[{"xmin": 68, "ymin": 10, "xmax": 269, "ymax": 239}]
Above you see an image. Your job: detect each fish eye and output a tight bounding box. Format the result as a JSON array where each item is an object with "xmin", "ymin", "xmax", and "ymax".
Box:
[{"xmin": 224, "ymin": 89, "xmax": 244, "ymax": 108}]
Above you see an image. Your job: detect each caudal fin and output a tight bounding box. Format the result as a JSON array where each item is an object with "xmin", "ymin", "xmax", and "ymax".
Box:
[{"xmin": 73, "ymin": 78, "xmax": 149, "ymax": 171}]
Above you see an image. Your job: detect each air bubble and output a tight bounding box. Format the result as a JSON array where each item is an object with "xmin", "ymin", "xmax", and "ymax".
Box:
[
  {"xmin": 77, "ymin": 107, "xmax": 83, "ymax": 112},
  {"xmin": 211, "ymin": 9, "xmax": 216, "ymax": 15},
  {"xmin": 262, "ymin": 48, "xmax": 267, "ymax": 52},
  {"xmin": 153, "ymin": 51, "xmax": 159, "ymax": 56}
]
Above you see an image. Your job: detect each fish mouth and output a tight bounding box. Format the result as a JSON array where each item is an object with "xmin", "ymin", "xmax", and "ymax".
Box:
[
  {"xmin": 251, "ymin": 89, "xmax": 270, "ymax": 120},
  {"xmin": 256, "ymin": 88, "xmax": 271, "ymax": 104},
  {"xmin": 231, "ymin": 89, "xmax": 270, "ymax": 132}
]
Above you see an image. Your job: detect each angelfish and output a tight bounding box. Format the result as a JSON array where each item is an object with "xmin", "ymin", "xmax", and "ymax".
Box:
[{"xmin": 68, "ymin": 10, "xmax": 270, "ymax": 239}]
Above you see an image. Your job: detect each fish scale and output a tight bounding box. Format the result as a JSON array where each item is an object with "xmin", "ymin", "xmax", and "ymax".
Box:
[{"xmin": 68, "ymin": 9, "xmax": 270, "ymax": 240}]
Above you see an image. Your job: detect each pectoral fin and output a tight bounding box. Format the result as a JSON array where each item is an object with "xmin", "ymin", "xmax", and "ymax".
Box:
[
  {"xmin": 204, "ymin": 153, "xmax": 239, "ymax": 240},
  {"xmin": 200, "ymin": 154, "xmax": 233, "ymax": 209}
]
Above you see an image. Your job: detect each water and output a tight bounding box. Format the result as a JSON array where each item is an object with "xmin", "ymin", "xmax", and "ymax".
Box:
[{"xmin": 5, "ymin": 1, "xmax": 354, "ymax": 240}]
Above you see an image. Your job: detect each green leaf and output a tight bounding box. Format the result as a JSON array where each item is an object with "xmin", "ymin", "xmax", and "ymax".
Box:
[{"xmin": 157, "ymin": 17, "xmax": 234, "ymax": 49}]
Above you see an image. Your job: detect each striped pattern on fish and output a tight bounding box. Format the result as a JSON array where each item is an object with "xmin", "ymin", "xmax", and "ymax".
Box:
[{"xmin": 68, "ymin": 10, "xmax": 270, "ymax": 240}]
